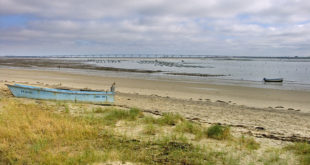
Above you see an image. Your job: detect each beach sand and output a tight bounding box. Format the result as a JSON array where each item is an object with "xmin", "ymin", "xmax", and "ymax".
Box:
[{"xmin": 0, "ymin": 68, "xmax": 309, "ymax": 142}]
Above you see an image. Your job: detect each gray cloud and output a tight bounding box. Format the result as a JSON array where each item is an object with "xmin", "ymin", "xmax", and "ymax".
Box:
[{"xmin": 0, "ymin": 0, "xmax": 310, "ymax": 56}]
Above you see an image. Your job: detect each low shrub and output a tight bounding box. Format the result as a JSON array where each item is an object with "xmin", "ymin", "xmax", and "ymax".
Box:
[{"xmin": 206, "ymin": 124, "xmax": 230, "ymax": 140}]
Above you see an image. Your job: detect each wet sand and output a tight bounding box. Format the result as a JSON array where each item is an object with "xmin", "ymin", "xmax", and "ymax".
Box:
[{"xmin": 0, "ymin": 68, "xmax": 310, "ymax": 142}]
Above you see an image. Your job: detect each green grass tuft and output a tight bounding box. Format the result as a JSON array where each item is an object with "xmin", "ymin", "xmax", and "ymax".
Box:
[
  {"xmin": 128, "ymin": 108, "xmax": 143, "ymax": 118},
  {"xmin": 174, "ymin": 120, "xmax": 204, "ymax": 140},
  {"xmin": 64, "ymin": 104, "xmax": 70, "ymax": 113},
  {"xmin": 103, "ymin": 108, "xmax": 143, "ymax": 125},
  {"xmin": 143, "ymin": 124, "xmax": 157, "ymax": 135},
  {"xmin": 92, "ymin": 107, "xmax": 105, "ymax": 113},
  {"xmin": 285, "ymin": 142, "xmax": 310, "ymax": 165},
  {"xmin": 158, "ymin": 112, "xmax": 184, "ymax": 126},
  {"xmin": 142, "ymin": 116, "xmax": 158, "ymax": 124},
  {"xmin": 206, "ymin": 124, "xmax": 231, "ymax": 140},
  {"xmin": 259, "ymin": 148, "xmax": 289, "ymax": 165},
  {"xmin": 238, "ymin": 136, "xmax": 260, "ymax": 150}
]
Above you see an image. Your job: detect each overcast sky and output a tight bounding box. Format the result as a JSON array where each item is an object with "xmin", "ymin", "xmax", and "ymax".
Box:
[{"xmin": 0, "ymin": 0, "xmax": 310, "ymax": 56}]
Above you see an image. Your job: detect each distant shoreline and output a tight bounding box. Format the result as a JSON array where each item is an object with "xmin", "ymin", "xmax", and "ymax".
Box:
[{"xmin": 1, "ymin": 55, "xmax": 310, "ymax": 59}]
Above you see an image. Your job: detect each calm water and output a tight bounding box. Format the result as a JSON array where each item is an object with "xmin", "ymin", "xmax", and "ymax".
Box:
[
  {"xmin": 5, "ymin": 57, "xmax": 297, "ymax": 91},
  {"xmin": 63, "ymin": 57, "xmax": 310, "ymax": 91}
]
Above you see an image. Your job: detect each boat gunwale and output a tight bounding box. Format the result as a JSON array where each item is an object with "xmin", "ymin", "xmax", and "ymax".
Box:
[{"xmin": 6, "ymin": 84, "xmax": 115, "ymax": 96}]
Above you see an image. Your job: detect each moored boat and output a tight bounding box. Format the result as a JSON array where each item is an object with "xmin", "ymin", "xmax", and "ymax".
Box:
[
  {"xmin": 6, "ymin": 84, "xmax": 115, "ymax": 103},
  {"xmin": 263, "ymin": 78, "xmax": 283, "ymax": 82}
]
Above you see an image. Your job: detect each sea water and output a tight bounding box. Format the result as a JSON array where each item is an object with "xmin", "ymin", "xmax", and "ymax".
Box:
[
  {"xmin": 10, "ymin": 57, "xmax": 302, "ymax": 91},
  {"xmin": 68, "ymin": 57, "xmax": 310, "ymax": 91}
]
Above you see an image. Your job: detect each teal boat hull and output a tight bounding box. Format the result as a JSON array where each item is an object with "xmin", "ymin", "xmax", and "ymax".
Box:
[{"xmin": 6, "ymin": 84, "xmax": 114, "ymax": 103}]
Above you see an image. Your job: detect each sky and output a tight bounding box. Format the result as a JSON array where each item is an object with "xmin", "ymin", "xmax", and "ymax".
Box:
[{"xmin": 0, "ymin": 0, "xmax": 310, "ymax": 56}]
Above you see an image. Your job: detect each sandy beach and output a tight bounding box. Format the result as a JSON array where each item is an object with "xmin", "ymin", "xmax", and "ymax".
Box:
[
  {"xmin": 1, "ymin": 68, "xmax": 310, "ymax": 143},
  {"xmin": 3, "ymin": 1, "xmax": 310, "ymax": 163}
]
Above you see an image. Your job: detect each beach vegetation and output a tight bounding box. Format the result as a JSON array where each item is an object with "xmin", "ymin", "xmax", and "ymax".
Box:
[
  {"xmin": 174, "ymin": 120, "xmax": 204, "ymax": 139},
  {"xmin": 142, "ymin": 115, "xmax": 158, "ymax": 124},
  {"xmin": 0, "ymin": 99, "xmax": 238, "ymax": 164},
  {"xmin": 258, "ymin": 148, "xmax": 289, "ymax": 165},
  {"xmin": 206, "ymin": 124, "xmax": 231, "ymax": 140},
  {"xmin": 0, "ymin": 95, "xmax": 297, "ymax": 165},
  {"xmin": 175, "ymin": 120, "xmax": 201, "ymax": 134},
  {"xmin": 55, "ymin": 100, "xmax": 66, "ymax": 107},
  {"xmin": 158, "ymin": 112, "xmax": 184, "ymax": 125},
  {"xmin": 92, "ymin": 107, "xmax": 105, "ymax": 113},
  {"xmin": 143, "ymin": 123, "xmax": 157, "ymax": 135},
  {"xmin": 285, "ymin": 142, "xmax": 310, "ymax": 165},
  {"xmin": 64, "ymin": 104, "xmax": 70, "ymax": 113},
  {"xmin": 238, "ymin": 136, "xmax": 260, "ymax": 150},
  {"xmin": 96, "ymin": 107, "xmax": 143, "ymax": 125},
  {"xmin": 55, "ymin": 101, "xmax": 70, "ymax": 113}
]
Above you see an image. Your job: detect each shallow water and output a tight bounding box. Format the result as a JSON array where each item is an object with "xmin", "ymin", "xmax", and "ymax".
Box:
[
  {"xmin": 81, "ymin": 58, "xmax": 308, "ymax": 81},
  {"xmin": 4, "ymin": 57, "xmax": 310, "ymax": 91},
  {"xmin": 54, "ymin": 57, "xmax": 310, "ymax": 91}
]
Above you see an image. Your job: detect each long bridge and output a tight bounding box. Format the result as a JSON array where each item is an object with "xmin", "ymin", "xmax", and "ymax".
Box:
[
  {"xmin": 43, "ymin": 54, "xmax": 217, "ymax": 58},
  {"xmin": 3, "ymin": 54, "xmax": 309, "ymax": 59}
]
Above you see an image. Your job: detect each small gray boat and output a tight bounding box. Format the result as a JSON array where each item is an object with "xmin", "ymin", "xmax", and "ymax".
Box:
[{"xmin": 263, "ymin": 78, "xmax": 283, "ymax": 82}]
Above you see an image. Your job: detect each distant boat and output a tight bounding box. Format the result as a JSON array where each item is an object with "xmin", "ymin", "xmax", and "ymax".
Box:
[
  {"xmin": 263, "ymin": 78, "xmax": 283, "ymax": 82},
  {"xmin": 6, "ymin": 84, "xmax": 115, "ymax": 103}
]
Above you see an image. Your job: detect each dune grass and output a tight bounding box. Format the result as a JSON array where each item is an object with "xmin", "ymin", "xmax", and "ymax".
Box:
[
  {"xmin": 285, "ymin": 142, "xmax": 310, "ymax": 165},
  {"xmin": 143, "ymin": 123, "xmax": 157, "ymax": 135},
  {"xmin": 0, "ymin": 96, "xmax": 302, "ymax": 164},
  {"xmin": 85, "ymin": 107, "xmax": 144, "ymax": 126},
  {"xmin": 0, "ymin": 98, "xmax": 240, "ymax": 164},
  {"xmin": 159, "ymin": 112, "xmax": 184, "ymax": 125},
  {"xmin": 102, "ymin": 107, "xmax": 143, "ymax": 124},
  {"xmin": 258, "ymin": 148, "xmax": 287, "ymax": 165},
  {"xmin": 92, "ymin": 107, "xmax": 105, "ymax": 113},
  {"xmin": 205, "ymin": 124, "xmax": 231, "ymax": 140},
  {"xmin": 237, "ymin": 136, "xmax": 260, "ymax": 150},
  {"xmin": 174, "ymin": 120, "xmax": 205, "ymax": 140},
  {"xmin": 175, "ymin": 120, "xmax": 201, "ymax": 134},
  {"xmin": 0, "ymin": 99, "xmax": 103, "ymax": 164}
]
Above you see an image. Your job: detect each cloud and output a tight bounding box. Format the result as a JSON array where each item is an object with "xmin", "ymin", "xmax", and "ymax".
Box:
[{"xmin": 0, "ymin": 0, "xmax": 310, "ymax": 56}]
